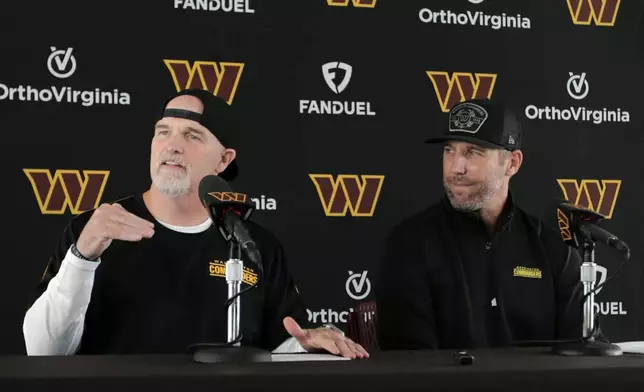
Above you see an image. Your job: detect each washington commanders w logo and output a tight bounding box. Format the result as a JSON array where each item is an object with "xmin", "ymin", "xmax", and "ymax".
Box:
[
  {"xmin": 24, "ymin": 169, "xmax": 110, "ymax": 215},
  {"xmin": 163, "ymin": 60, "xmax": 245, "ymax": 104},
  {"xmin": 310, "ymin": 174, "xmax": 384, "ymax": 217},
  {"xmin": 327, "ymin": 0, "xmax": 376, "ymax": 7},
  {"xmin": 426, "ymin": 71, "xmax": 497, "ymax": 113},
  {"xmin": 557, "ymin": 208, "xmax": 573, "ymax": 241},
  {"xmin": 567, "ymin": 0, "xmax": 621, "ymax": 26},
  {"xmin": 557, "ymin": 179, "xmax": 621, "ymax": 219},
  {"xmin": 208, "ymin": 192, "xmax": 247, "ymax": 203}
]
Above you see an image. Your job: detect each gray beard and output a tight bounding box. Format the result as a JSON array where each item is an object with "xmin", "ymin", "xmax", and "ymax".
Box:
[
  {"xmin": 444, "ymin": 176, "xmax": 502, "ymax": 212},
  {"xmin": 152, "ymin": 172, "xmax": 190, "ymax": 198}
]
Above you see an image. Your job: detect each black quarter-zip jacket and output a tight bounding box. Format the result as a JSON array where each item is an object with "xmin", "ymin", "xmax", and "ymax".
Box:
[{"xmin": 375, "ymin": 193, "xmax": 584, "ymax": 350}]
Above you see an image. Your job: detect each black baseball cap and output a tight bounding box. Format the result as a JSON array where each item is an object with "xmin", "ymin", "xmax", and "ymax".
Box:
[
  {"xmin": 425, "ymin": 98, "xmax": 522, "ymax": 151},
  {"xmin": 160, "ymin": 88, "xmax": 240, "ymax": 181}
]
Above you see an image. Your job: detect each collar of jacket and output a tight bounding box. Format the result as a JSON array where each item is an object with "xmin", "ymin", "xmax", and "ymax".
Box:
[{"xmin": 441, "ymin": 189, "xmax": 517, "ymax": 235}]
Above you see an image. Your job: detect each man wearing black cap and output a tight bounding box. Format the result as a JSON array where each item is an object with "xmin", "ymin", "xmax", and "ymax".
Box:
[
  {"xmin": 23, "ymin": 89, "xmax": 369, "ymax": 359},
  {"xmin": 375, "ymin": 98, "xmax": 584, "ymax": 350}
]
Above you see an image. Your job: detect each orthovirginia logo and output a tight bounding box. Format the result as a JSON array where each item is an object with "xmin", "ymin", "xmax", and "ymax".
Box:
[
  {"xmin": 307, "ymin": 306, "xmax": 375, "ymax": 325},
  {"xmin": 567, "ymin": 0, "xmax": 621, "ymax": 26},
  {"xmin": 327, "ymin": 0, "xmax": 376, "ymax": 8},
  {"xmin": 164, "ymin": 59, "xmax": 244, "ymax": 104},
  {"xmin": 174, "ymin": 0, "xmax": 255, "ymax": 13},
  {"xmin": 307, "ymin": 268, "xmax": 375, "ymax": 325},
  {"xmin": 309, "ymin": 174, "xmax": 384, "ymax": 217},
  {"xmin": 47, "ymin": 47, "xmax": 76, "ymax": 79},
  {"xmin": 0, "ymin": 47, "xmax": 131, "ymax": 107},
  {"xmin": 427, "ymin": 71, "xmax": 497, "ymax": 113},
  {"xmin": 251, "ymin": 195, "xmax": 277, "ymax": 211},
  {"xmin": 557, "ymin": 179, "xmax": 621, "ymax": 219},
  {"xmin": 419, "ymin": 1, "xmax": 532, "ymax": 30},
  {"xmin": 346, "ymin": 270, "xmax": 371, "ymax": 300},
  {"xmin": 24, "ymin": 169, "xmax": 110, "ymax": 215},
  {"xmin": 299, "ymin": 61, "xmax": 375, "ymax": 116},
  {"xmin": 525, "ymin": 72, "xmax": 630, "ymax": 124}
]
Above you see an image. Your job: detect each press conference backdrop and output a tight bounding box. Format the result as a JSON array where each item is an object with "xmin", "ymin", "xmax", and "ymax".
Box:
[{"xmin": 0, "ymin": 0, "xmax": 643, "ymax": 354}]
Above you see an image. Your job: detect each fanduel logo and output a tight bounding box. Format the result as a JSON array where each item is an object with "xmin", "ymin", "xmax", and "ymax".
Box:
[
  {"xmin": 594, "ymin": 265, "xmax": 627, "ymax": 316},
  {"xmin": 525, "ymin": 72, "xmax": 630, "ymax": 124},
  {"xmin": 299, "ymin": 61, "xmax": 375, "ymax": 116},
  {"xmin": 419, "ymin": 1, "xmax": 532, "ymax": 30},
  {"xmin": 595, "ymin": 302, "xmax": 627, "ymax": 315},
  {"xmin": 174, "ymin": 0, "xmax": 255, "ymax": 13},
  {"xmin": 323, "ymin": 62, "xmax": 352, "ymax": 94},
  {"xmin": 250, "ymin": 195, "xmax": 277, "ymax": 211},
  {"xmin": 0, "ymin": 47, "xmax": 131, "ymax": 107}
]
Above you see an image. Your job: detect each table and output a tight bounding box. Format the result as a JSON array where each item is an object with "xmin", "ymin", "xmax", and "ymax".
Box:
[{"xmin": 1, "ymin": 347, "xmax": 644, "ymax": 391}]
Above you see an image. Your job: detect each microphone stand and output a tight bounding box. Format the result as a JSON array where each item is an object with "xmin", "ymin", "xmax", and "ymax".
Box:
[
  {"xmin": 192, "ymin": 241, "xmax": 272, "ymax": 363},
  {"xmin": 552, "ymin": 239, "xmax": 623, "ymax": 356},
  {"xmin": 226, "ymin": 241, "xmax": 243, "ymax": 346}
]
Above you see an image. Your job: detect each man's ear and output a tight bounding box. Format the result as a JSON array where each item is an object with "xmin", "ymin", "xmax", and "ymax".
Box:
[
  {"xmin": 506, "ymin": 150, "xmax": 523, "ymax": 177},
  {"xmin": 214, "ymin": 148, "xmax": 237, "ymax": 174}
]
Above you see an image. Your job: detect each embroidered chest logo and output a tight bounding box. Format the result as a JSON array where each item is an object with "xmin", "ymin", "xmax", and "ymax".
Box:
[
  {"xmin": 513, "ymin": 266, "xmax": 542, "ymax": 279},
  {"xmin": 209, "ymin": 260, "xmax": 258, "ymax": 285}
]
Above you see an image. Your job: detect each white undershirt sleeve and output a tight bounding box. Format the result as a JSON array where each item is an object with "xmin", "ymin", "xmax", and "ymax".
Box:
[{"xmin": 22, "ymin": 246, "xmax": 100, "ymax": 355}]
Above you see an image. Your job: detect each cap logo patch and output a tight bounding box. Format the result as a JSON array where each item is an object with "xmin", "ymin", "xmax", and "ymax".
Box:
[{"xmin": 449, "ymin": 103, "xmax": 488, "ymax": 134}]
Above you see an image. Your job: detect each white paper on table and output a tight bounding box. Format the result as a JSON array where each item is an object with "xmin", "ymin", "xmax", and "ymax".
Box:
[
  {"xmin": 615, "ymin": 341, "xmax": 644, "ymax": 354},
  {"xmin": 270, "ymin": 353, "xmax": 351, "ymax": 362}
]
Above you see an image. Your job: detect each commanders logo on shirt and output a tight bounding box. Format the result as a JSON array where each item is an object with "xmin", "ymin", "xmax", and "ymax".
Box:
[
  {"xmin": 209, "ymin": 260, "xmax": 258, "ymax": 285},
  {"xmin": 513, "ymin": 266, "xmax": 542, "ymax": 279}
]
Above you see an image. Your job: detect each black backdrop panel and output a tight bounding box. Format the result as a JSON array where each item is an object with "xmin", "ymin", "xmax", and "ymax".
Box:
[{"xmin": 0, "ymin": 0, "xmax": 642, "ymax": 354}]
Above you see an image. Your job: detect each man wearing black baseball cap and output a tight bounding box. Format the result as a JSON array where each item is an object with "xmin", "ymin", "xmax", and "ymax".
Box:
[
  {"xmin": 23, "ymin": 89, "xmax": 369, "ymax": 359},
  {"xmin": 375, "ymin": 98, "xmax": 585, "ymax": 350}
]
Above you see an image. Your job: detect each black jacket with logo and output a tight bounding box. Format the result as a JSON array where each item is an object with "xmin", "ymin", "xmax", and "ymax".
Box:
[
  {"xmin": 31, "ymin": 193, "xmax": 309, "ymax": 354},
  {"xmin": 375, "ymin": 193, "xmax": 584, "ymax": 350}
]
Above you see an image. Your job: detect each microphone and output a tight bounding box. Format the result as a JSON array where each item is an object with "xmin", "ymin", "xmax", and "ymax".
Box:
[
  {"xmin": 556, "ymin": 202, "xmax": 627, "ymax": 252},
  {"xmin": 190, "ymin": 175, "xmax": 272, "ymax": 364},
  {"xmin": 583, "ymin": 224, "xmax": 625, "ymax": 251},
  {"xmin": 198, "ymin": 175, "xmax": 262, "ymax": 266}
]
